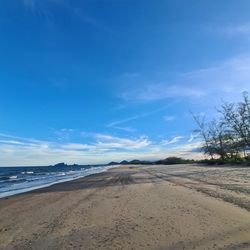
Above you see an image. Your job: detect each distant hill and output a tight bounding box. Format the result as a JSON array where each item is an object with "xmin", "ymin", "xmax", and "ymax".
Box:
[
  {"xmin": 108, "ymin": 157, "xmax": 195, "ymax": 166},
  {"xmin": 53, "ymin": 157, "xmax": 196, "ymax": 168},
  {"xmin": 53, "ymin": 162, "xmax": 68, "ymax": 167},
  {"xmin": 120, "ymin": 160, "xmax": 129, "ymax": 164},
  {"xmin": 155, "ymin": 157, "xmax": 195, "ymax": 165},
  {"xmin": 129, "ymin": 159, "xmax": 152, "ymax": 165},
  {"xmin": 107, "ymin": 161, "xmax": 119, "ymax": 166}
]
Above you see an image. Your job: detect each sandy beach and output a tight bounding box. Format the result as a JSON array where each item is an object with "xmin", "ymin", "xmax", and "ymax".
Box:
[{"xmin": 0, "ymin": 164, "xmax": 250, "ymax": 250}]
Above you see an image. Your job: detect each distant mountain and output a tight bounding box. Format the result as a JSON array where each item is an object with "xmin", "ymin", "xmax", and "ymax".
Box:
[
  {"xmin": 53, "ymin": 163, "xmax": 79, "ymax": 167},
  {"xmin": 120, "ymin": 160, "xmax": 129, "ymax": 164},
  {"xmin": 53, "ymin": 162, "xmax": 68, "ymax": 167},
  {"xmin": 107, "ymin": 161, "xmax": 119, "ymax": 166},
  {"xmin": 53, "ymin": 157, "xmax": 195, "ymax": 169},
  {"xmin": 119, "ymin": 159, "xmax": 152, "ymax": 165},
  {"xmin": 155, "ymin": 157, "xmax": 194, "ymax": 165},
  {"xmin": 110, "ymin": 157, "xmax": 194, "ymax": 166}
]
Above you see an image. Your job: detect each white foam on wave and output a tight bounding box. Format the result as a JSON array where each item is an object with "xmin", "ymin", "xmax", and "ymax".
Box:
[
  {"xmin": 0, "ymin": 165, "xmax": 119, "ymax": 199},
  {"xmin": 21, "ymin": 171, "xmax": 34, "ymax": 174},
  {"xmin": 9, "ymin": 176, "xmax": 17, "ymax": 179}
]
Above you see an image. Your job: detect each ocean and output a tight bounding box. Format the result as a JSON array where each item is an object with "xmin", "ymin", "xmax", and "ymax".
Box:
[{"xmin": 0, "ymin": 164, "xmax": 114, "ymax": 198}]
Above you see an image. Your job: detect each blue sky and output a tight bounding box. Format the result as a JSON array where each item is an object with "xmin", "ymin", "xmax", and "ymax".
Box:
[{"xmin": 0, "ymin": 0, "xmax": 250, "ymax": 166}]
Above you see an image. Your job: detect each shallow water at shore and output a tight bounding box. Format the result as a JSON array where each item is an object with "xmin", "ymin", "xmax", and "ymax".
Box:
[{"xmin": 0, "ymin": 165, "xmax": 115, "ymax": 198}]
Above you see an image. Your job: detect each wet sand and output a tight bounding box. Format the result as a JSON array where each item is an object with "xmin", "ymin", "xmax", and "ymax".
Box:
[{"xmin": 0, "ymin": 164, "xmax": 250, "ymax": 250}]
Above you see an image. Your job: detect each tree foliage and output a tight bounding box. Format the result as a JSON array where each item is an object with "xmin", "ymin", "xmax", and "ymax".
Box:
[{"xmin": 193, "ymin": 92, "xmax": 250, "ymax": 163}]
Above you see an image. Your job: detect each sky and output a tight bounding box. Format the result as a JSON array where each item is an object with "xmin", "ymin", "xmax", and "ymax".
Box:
[{"xmin": 0, "ymin": 0, "xmax": 250, "ymax": 166}]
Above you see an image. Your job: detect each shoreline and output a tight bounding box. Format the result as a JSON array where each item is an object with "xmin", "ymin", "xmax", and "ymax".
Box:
[
  {"xmin": 1, "ymin": 163, "xmax": 249, "ymax": 200},
  {"xmin": 0, "ymin": 165, "xmax": 119, "ymax": 199},
  {"xmin": 1, "ymin": 164, "xmax": 250, "ymax": 249}
]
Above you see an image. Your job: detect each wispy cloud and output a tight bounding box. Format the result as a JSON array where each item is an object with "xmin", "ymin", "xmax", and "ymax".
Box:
[
  {"xmin": 95, "ymin": 134, "xmax": 151, "ymax": 150},
  {"xmin": 0, "ymin": 132, "xmax": 151, "ymax": 165},
  {"xmin": 182, "ymin": 55, "xmax": 250, "ymax": 101},
  {"xmin": 119, "ymin": 55, "xmax": 250, "ymax": 105},
  {"xmin": 52, "ymin": 128, "xmax": 75, "ymax": 141},
  {"xmin": 164, "ymin": 141, "xmax": 203, "ymax": 160},
  {"xmin": 161, "ymin": 136, "xmax": 184, "ymax": 145},
  {"xmin": 187, "ymin": 133, "xmax": 199, "ymax": 143},
  {"xmin": 120, "ymin": 84, "xmax": 205, "ymax": 102},
  {"xmin": 108, "ymin": 103, "xmax": 176, "ymax": 127},
  {"xmin": 0, "ymin": 133, "xmax": 50, "ymax": 145},
  {"xmin": 0, "ymin": 132, "xmax": 203, "ymax": 166},
  {"xmin": 108, "ymin": 115, "xmax": 142, "ymax": 127},
  {"xmin": 111, "ymin": 126, "xmax": 136, "ymax": 133},
  {"xmin": 61, "ymin": 143, "xmax": 94, "ymax": 150}
]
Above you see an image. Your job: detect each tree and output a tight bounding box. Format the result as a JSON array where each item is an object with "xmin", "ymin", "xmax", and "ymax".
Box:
[
  {"xmin": 192, "ymin": 114, "xmax": 215, "ymax": 159},
  {"xmin": 220, "ymin": 91, "xmax": 250, "ymax": 156},
  {"xmin": 193, "ymin": 91, "xmax": 250, "ymax": 161}
]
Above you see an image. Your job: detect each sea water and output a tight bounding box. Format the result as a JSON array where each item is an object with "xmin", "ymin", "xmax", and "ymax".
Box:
[{"xmin": 0, "ymin": 164, "xmax": 115, "ymax": 198}]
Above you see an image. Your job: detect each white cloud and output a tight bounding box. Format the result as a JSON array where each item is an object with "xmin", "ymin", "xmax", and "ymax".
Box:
[
  {"xmin": 52, "ymin": 128, "xmax": 75, "ymax": 141},
  {"xmin": 182, "ymin": 55, "xmax": 250, "ymax": 97},
  {"xmin": 108, "ymin": 115, "xmax": 143, "ymax": 127},
  {"xmin": 111, "ymin": 126, "xmax": 136, "ymax": 133},
  {"xmin": 0, "ymin": 133, "xmax": 153, "ymax": 166},
  {"xmin": 108, "ymin": 103, "xmax": 175, "ymax": 127},
  {"xmin": 0, "ymin": 132, "xmax": 205, "ymax": 166},
  {"xmin": 119, "ymin": 55, "xmax": 250, "ymax": 105},
  {"xmin": 161, "ymin": 136, "xmax": 184, "ymax": 145},
  {"xmin": 164, "ymin": 141, "xmax": 203, "ymax": 160},
  {"xmin": 95, "ymin": 134, "xmax": 151, "ymax": 150},
  {"xmin": 61, "ymin": 143, "xmax": 94, "ymax": 150},
  {"xmin": 187, "ymin": 133, "xmax": 199, "ymax": 143}
]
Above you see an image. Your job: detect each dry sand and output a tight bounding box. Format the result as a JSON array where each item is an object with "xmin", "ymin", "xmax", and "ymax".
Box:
[{"xmin": 0, "ymin": 164, "xmax": 250, "ymax": 250}]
